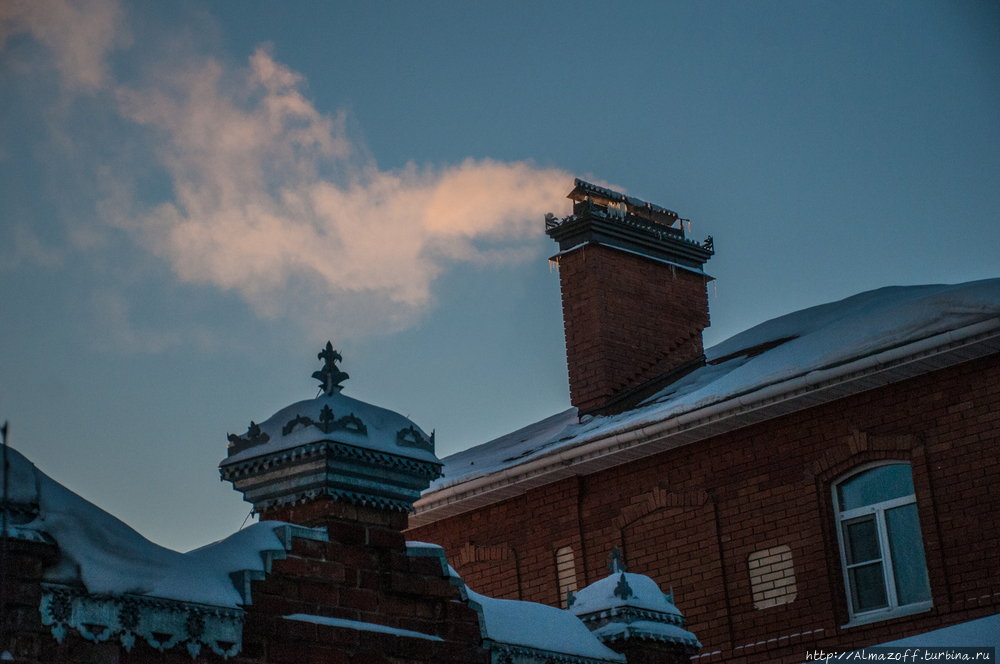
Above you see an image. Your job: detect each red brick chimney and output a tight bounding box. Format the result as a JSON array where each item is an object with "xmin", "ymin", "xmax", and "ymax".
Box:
[{"xmin": 546, "ymin": 180, "xmax": 714, "ymax": 415}]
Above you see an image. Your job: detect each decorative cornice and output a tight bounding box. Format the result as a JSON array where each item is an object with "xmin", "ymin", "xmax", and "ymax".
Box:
[
  {"xmin": 220, "ymin": 439, "xmax": 442, "ymax": 479},
  {"xmin": 547, "ymin": 211, "xmax": 713, "ymax": 271},
  {"xmin": 254, "ymin": 486, "xmax": 417, "ymax": 513},
  {"xmin": 485, "ymin": 641, "xmax": 623, "ymax": 664},
  {"xmin": 576, "ymin": 605, "xmax": 685, "ymax": 628},
  {"xmin": 40, "ymin": 584, "xmax": 243, "ymax": 659},
  {"xmin": 222, "ymin": 438, "xmax": 443, "ymax": 514}
]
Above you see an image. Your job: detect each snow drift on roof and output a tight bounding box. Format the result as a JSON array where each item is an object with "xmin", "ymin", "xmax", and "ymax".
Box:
[
  {"xmin": 5, "ymin": 446, "xmax": 289, "ymax": 608},
  {"xmin": 429, "ymin": 279, "xmax": 1000, "ymax": 490}
]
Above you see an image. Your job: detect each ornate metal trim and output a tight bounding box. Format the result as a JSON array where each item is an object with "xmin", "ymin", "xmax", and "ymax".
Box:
[
  {"xmin": 220, "ymin": 440, "xmax": 442, "ymax": 479},
  {"xmin": 313, "ymin": 342, "xmax": 349, "ymax": 396},
  {"xmin": 226, "ymin": 421, "xmax": 270, "ymax": 453},
  {"xmin": 39, "ymin": 584, "xmax": 243, "ymax": 659},
  {"xmin": 575, "ymin": 605, "xmax": 685, "ymax": 628},
  {"xmin": 484, "ymin": 640, "xmax": 622, "ymax": 664},
  {"xmin": 281, "ymin": 406, "xmax": 368, "ymax": 437},
  {"xmin": 396, "ymin": 425, "xmax": 434, "ymax": 454},
  {"xmin": 255, "ymin": 486, "xmax": 416, "ymax": 514}
]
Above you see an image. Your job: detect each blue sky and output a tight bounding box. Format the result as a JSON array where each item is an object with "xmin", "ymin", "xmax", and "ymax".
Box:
[{"xmin": 1, "ymin": 1, "xmax": 998, "ymax": 552}]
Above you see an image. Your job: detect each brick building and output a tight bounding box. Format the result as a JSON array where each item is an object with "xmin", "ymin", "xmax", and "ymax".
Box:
[
  {"xmin": 2, "ymin": 179, "xmax": 998, "ymax": 664},
  {"xmin": 0, "ymin": 338, "xmax": 693, "ymax": 664},
  {"xmin": 406, "ymin": 180, "xmax": 1000, "ymax": 662}
]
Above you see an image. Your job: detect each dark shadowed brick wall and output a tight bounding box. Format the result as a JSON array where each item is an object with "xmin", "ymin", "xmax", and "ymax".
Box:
[
  {"xmin": 407, "ymin": 354, "xmax": 1000, "ymax": 664},
  {"xmin": 556, "ymin": 245, "xmax": 710, "ymax": 413}
]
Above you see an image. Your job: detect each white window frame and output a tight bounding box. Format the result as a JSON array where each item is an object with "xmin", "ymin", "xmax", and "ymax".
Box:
[{"xmin": 833, "ymin": 461, "xmax": 933, "ymax": 627}]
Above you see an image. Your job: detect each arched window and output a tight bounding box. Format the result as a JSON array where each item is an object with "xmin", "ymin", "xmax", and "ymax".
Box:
[
  {"xmin": 555, "ymin": 546, "xmax": 579, "ymax": 609},
  {"xmin": 833, "ymin": 463, "xmax": 932, "ymax": 624}
]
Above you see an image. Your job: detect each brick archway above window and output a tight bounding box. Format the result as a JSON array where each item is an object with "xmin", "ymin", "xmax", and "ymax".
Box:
[
  {"xmin": 808, "ymin": 430, "xmax": 919, "ymax": 483},
  {"xmin": 452, "ymin": 542, "xmax": 516, "ymax": 568},
  {"xmin": 614, "ymin": 488, "xmax": 710, "ymax": 530}
]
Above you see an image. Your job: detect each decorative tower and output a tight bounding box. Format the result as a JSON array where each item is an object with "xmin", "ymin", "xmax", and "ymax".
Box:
[
  {"xmin": 546, "ymin": 179, "xmax": 715, "ymax": 415},
  {"xmin": 569, "ymin": 548, "xmax": 701, "ymax": 664},
  {"xmin": 219, "ymin": 344, "xmax": 442, "ymax": 527},
  {"xmin": 217, "ymin": 348, "xmax": 489, "ymax": 664}
]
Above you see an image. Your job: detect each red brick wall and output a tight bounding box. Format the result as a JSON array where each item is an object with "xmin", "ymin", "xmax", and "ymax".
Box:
[
  {"xmin": 407, "ymin": 354, "xmax": 1000, "ymax": 663},
  {"xmin": 556, "ymin": 244, "xmax": 710, "ymax": 412},
  {"xmin": 244, "ymin": 499, "xmax": 489, "ymax": 664},
  {"xmin": 451, "ymin": 543, "xmax": 521, "ymax": 599},
  {"xmin": 11, "ymin": 500, "xmax": 489, "ymax": 664}
]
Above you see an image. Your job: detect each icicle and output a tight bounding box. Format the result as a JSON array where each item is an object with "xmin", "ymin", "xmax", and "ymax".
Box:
[{"xmin": 714, "ymin": 281, "xmax": 718, "ymax": 299}]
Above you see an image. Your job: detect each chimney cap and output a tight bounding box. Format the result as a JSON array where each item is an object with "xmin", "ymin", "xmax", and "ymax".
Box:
[{"xmin": 568, "ymin": 179, "xmax": 679, "ymax": 228}]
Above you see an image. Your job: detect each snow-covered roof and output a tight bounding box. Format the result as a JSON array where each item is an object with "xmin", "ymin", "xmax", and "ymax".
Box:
[
  {"xmin": 415, "ymin": 279, "xmax": 1000, "ymax": 524},
  {"xmin": 404, "ymin": 541, "xmax": 625, "ymax": 663},
  {"xmin": 571, "ymin": 571, "xmax": 683, "ymax": 619},
  {"xmin": 793, "ymin": 611, "xmax": 1000, "ymax": 664},
  {"xmin": 467, "ymin": 588, "xmax": 626, "ymax": 663},
  {"xmin": 221, "ymin": 389, "xmax": 440, "ymax": 468},
  {"xmin": 877, "ymin": 611, "xmax": 1000, "ymax": 649},
  {"xmin": 569, "ymin": 566, "xmax": 701, "ymax": 651},
  {"xmin": 4, "ymin": 446, "xmax": 320, "ymax": 608}
]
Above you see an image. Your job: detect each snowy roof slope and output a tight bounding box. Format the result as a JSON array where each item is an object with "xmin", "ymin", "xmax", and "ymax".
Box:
[
  {"xmin": 222, "ymin": 390, "xmax": 439, "ymax": 467},
  {"xmin": 5, "ymin": 446, "xmax": 299, "ymax": 608},
  {"xmin": 877, "ymin": 611, "xmax": 1000, "ymax": 649},
  {"xmin": 403, "ymin": 541, "xmax": 625, "ymax": 662},
  {"xmin": 429, "ymin": 279, "xmax": 1000, "ymax": 491},
  {"xmin": 795, "ymin": 612, "xmax": 1000, "ymax": 663},
  {"xmin": 467, "ymin": 588, "xmax": 626, "ymax": 662}
]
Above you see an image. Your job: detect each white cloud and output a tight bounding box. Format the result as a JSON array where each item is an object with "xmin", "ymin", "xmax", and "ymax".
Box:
[
  {"xmin": 3, "ymin": 4, "xmax": 572, "ymax": 341},
  {"xmin": 113, "ymin": 46, "xmax": 571, "ymax": 337}
]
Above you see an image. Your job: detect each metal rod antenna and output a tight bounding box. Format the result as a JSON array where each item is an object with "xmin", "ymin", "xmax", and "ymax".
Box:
[{"xmin": 1, "ymin": 421, "xmax": 10, "ymax": 659}]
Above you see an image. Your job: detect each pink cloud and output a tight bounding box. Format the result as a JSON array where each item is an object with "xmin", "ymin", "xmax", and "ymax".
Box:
[
  {"xmin": 0, "ymin": 0, "xmax": 129, "ymax": 91},
  {"xmin": 115, "ymin": 47, "xmax": 572, "ymax": 337}
]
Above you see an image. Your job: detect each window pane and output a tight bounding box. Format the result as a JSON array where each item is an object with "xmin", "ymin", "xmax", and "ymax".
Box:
[
  {"xmin": 838, "ymin": 465, "xmax": 914, "ymax": 511},
  {"xmin": 849, "ymin": 562, "xmax": 889, "ymax": 612},
  {"xmin": 844, "ymin": 517, "xmax": 881, "ymax": 564},
  {"xmin": 886, "ymin": 504, "xmax": 932, "ymax": 606}
]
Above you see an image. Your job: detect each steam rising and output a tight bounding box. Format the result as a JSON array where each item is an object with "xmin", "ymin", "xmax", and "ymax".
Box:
[{"xmin": 2, "ymin": 0, "xmax": 572, "ymax": 341}]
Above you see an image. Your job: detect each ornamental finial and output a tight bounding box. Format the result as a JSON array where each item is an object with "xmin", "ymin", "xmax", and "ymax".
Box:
[
  {"xmin": 607, "ymin": 546, "xmax": 628, "ymax": 574},
  {"xmin": 614, "ymin": 572, "xmax": 633, "ymax": 600},
  {"xmin": 313, "ymin": 342, "xmax": 349, "ymax": 396}
]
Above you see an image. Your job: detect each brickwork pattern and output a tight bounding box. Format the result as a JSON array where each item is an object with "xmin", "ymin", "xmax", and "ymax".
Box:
[
  {"xmin": 556, "ymin": 245, "xmax": 710, "ymax": 412},
  {"xmin": 407, "ymin": 354, "xmax": 1000, "ymax": 663},
  {"xmin": 747, "ymin": 545, "xmax": 797, "ymax": 609},
  {"xmin": 10, "ymin": 497, "xmax": 490, "ymax": 664},
  {"xmin": 452, "ymin": 543, "xmax": 521, "ymax": 600},
  {"xmin": 241, "ymin": 498, "xmax": 489, "ymax": 664},
  {"xmin": 1, "ymin": 540, "xmax": 57, "ymax": 662}
]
